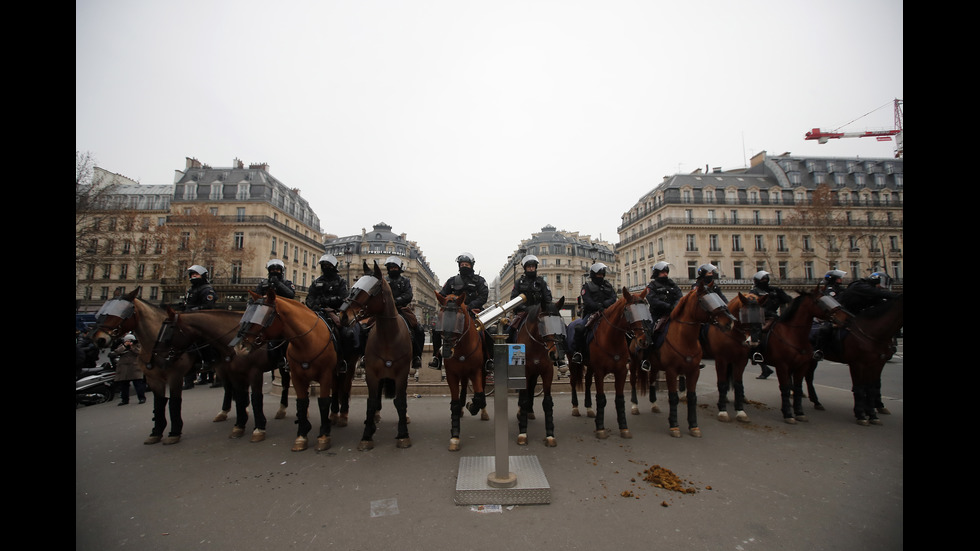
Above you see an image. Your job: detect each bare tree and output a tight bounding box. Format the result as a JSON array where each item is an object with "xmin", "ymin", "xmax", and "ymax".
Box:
[{"xmin": 156, "ymin": 205, "xmax": 255, "ymax": 281}]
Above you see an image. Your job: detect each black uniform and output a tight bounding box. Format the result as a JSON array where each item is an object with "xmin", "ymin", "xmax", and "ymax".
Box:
[
  {"xmin": 840, "ymin": 279, "xmax": 900, "ymax": 315},
  {"xmin": 646, "ymin": 276, "xmax": 682, "ymax": 323},
  {"xmin": 184, "ymin": 281, "xmax": 216, "ymax": 310},
  {"xmin": 385, "ymin": 272, "xmax": 424, "ymax": 369},
  {"xmin": 306, "ymin": 273, "xmax": 348, "ymax": 311},
  {"xmin": 750, "ymin": 282, "xmax": 792, "ymax": 320},
  {"xmin": 440, "ymin": 272, "xmax": 489, "ymax": 311},
  {"xmin": 580, "ymin": 276, "xmax": 617, "ymax": 319},
  {"xmin": 510, "ymin": 273, "xmax": 553, "ymax": 311}
]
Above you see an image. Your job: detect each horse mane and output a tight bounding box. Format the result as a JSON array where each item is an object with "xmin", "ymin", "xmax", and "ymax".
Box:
[{"xmin": 779, "ymin": 290, "xmax": 811, "ymax": 321}]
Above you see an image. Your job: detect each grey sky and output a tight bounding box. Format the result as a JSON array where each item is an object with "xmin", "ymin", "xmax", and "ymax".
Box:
[{"xmin": 76, "ymin": 0, "xmax": 904, "ymax": 284}]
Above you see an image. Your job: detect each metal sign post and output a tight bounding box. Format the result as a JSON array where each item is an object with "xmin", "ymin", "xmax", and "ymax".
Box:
[{"xmin": 454, "ymin": 295, "xmax": 551, "ymax": 505}]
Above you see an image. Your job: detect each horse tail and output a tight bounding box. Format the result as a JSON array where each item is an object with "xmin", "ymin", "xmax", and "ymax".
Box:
[
  {"xmin": 635, "ymin": 367, "xmax": 649, "ymax": 396},
  {"xmin": 381, "ymin": 378, "xmax": 396, "ymax": 400}
]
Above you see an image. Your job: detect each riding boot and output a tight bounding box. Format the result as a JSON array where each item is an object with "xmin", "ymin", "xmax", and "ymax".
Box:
[
  {"xmin": 411, "ymin": 326, "xmax": 423, "ymax": 369},
  {"xmin": 571, "ymin": 324, "xmax": 586, "ymax": 363},
  {"xmin": 757, "ymin": 364, "xmax": 773, "ymax": 379},
  {"xmin": 428, "ymin": 332, "xmax": 443, "ymax": 369}
]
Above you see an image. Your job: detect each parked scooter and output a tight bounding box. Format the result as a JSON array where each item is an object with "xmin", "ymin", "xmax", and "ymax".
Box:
[{"xmin": 76, "ymin": 362, "xmax": 116, "ymax": 407}]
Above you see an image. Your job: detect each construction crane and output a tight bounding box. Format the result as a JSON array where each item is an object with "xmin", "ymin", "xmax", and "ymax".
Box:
[{"xmin": 805, "ymin": 98, "xmax": 903, "ymax": 158}]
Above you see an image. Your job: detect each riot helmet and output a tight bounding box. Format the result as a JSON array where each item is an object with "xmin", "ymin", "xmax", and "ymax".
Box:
[
  {"xmin": 590, "ymin": 263, "xmax": 608, "ymax": 278},
  {"xmin": 188, "ymin": 265, "xmax": 209, "ymax": 283},
  {"xmin": 457, "ymin": 252, "xmax": 475, "ymax": 276},
  {"xmin": 824, "ymin": 269, "xmax": 847, "ymax": 285},
  {"xmin": 753, "ymin": 270, "xmax": 771, "ymax": 289},
  {"xmin": 266, "ymin": 259, "xmax": 285, "ymax": 275},
  {"xmin": 651, "ymin": 261, "xmax": 670, "ymax": 279},
  {"xmin": 697, "ymin": 263, "xmax": 718, "ymax": 283},
  {"xmin": 319, "ymin": 254, "xmax": 339, "ymax": 275},
  {"xmin": 522, "ymin": 255, "xmax": 539, "ymax": 269},
  {"xmin": 385, "ymin": 256, "xmax": 403, "ymax": 276}
]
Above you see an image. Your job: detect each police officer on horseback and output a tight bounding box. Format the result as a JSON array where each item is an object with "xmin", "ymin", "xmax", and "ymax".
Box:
[
  {"xmin": 810, "ymin": 269, "xmax": 849, "ymax": 362},
  {"xmin": 255, "ymin": 259, "xmax": 296, "ymax": 299},
  {"xmin": 695, "ymin": 263, "xmax": 729, "ymax": 303},
  {"xmin": 749, "ymin": 270, "xmax": 791, "ymax": 379},
  {"xmin": 428, "ymin": 252, "xmax": 491, "ymax": 370},
  {"xmin": 570, "ymin": 262, "xmax": 618, "ymax": 364},
  {"xmin": 646, "ymin": 261, "xmax": 682, "ymax": 325},
  {"xmin": 383, "ymin": 256, "xmax": 425, "ymax": 372},
  {"xmin": 306, "ymin": 254, "xmax": 355, "ymax": 373},
  {"xmin": 181, "ymin": 265, "xmax": 217, "ymax": 388},
  {"xmin": 822, "ymin": 269, "xmax": 847, "ymax": 299},
  {"xmin": 840, "ymin": 272, "xmax": 900, "ymax": 315},
  {"xmin": 507, "ymin": 255, "xmax": 553, "ymax": 342}
]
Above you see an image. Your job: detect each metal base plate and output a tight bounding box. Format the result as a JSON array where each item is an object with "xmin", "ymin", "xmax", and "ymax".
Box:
[{"xmin": 455, "ymin": 456, "xmax": 551, "ymax": 505}]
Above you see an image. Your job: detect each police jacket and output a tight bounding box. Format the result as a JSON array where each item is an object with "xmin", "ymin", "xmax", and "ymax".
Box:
[
  {"xmin": 823, "ymin": 283, "xmax": 846, "ymax": 300},
  {"xmin": 386, "ymin": 274, "xmax": 414, "ymax": 308},
  {"xmin": 697, "ymin": 281, "xmax": 729, "ymax": 304},
  {"xmin": 511, "ymin": 274, "xmax": 553, "ymax": 311},
  {"xmin": 581, "ymin": 277, "xmax": 617, "ymax": 318},
  {"xmin": 306, "ymin": 273, "xmax": 348, "ymax": 310},
  {"xmin": 440, "ymin": 273, "xmax": 489, "ymax": 311},
  {"xmin": 839, "ymin": 279, "xmax": 900, "ymax": 314},
  {"xmin": 254, "ymin": 274, "xmax": 296, "ymax": 299},
  {"xmin": 185, "ymin": 282, "xmax": 216, "ymax": 310},
  {"xmin": 646, "ymin": 277, "xmax": 682, "ymax": 318},
  {"xmin": 750, "ymin": 284, "xmax": 792, "ymax": 319}
]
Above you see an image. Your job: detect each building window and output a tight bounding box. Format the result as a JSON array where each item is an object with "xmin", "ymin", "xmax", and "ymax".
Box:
[
  {"xmin": 180, "ymin": 232, "xmax": 190, "ymax": 250},
  {"xmin": 733, "ymin": 261, "xmax": 743, "ymax": 279},
  {"xmin": 234, "ymin": 232, "xmax": 245, "ymax": 250},
  {"xmin": 686, "ymin": 234, "xmax": 697, "ymax": 252},
  {"xmin": 754, "ymin": 235, "xmax": 765, "ymax": 251},
  {"xmin": 804, "ymin": 261, "xmax": 814, "ymax": 280},
  {"xmin": 731, "ymin": 234, "xmax": 742, "ymax": 252},
  {"xmin": 231, "ymin": 262, "xmax": 243, "ymax": 284},
  {"xmin": 685, "ymin": 209, "xmax": 694, "ymax": 223},
  {"xmin": 778, "ymin": 261, "xmax": 788, "ymax": 279},
  {"xmin": 777, "ymin": 235, "xmax": 788, "ymax": 252},
  {"xmin": 237, "ymin": 207, "xmax": 246, "ymax": 221},
  {"xmin": 709, "ymin": 234, "xmax": 720, "ymax": 252}
]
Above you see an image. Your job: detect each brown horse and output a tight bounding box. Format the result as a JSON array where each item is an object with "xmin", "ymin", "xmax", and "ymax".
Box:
[
  {"xmin": 169, "ymin": 308, "xmax": 282, "ymax": 442},
  {"xmin": 804, "ymin": 294, "xmax": 903, "ymax": 425},
  {"xmin": 568, "ymin": 287, "xmax": 650, "ymax": 439},
  {"xmin": 434, "ymin": 290, "xmax": 490, "ymax": 451},
  {"xmin": 756, "ymin": 287, "xmax": 849, "ymax": 424},
  {"xmin": 631, "ymin": 283, "xmax": 735, "ymax": 437},
  {"xmin": 237, "ymin": 289, "xmax": 341, "ymax": 452},
  {"xmin": 514, "ymin": 297, "xmax": 567, "ymax": 447},
  {"xmin": 91, "ymin": 287, "xmax": 206, "ymax": 445},
  {"xmin": 702, "ymin": 292, "xmax": 767, "ymax": 423},
  {"xmin": 340, "ymin": 261, "xmax": 412, "ymax": 450}
]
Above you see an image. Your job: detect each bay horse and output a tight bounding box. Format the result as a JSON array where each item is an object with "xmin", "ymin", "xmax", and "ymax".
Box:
[
  {"xmin": 568, "ymin": 287, "xmax": 650, "ymax": 439},
  {"xmin": 434, "ymin": 290, "xmax": 490, "ymax": 452},
  {"xmin": 804, "ymin": 294, "xmax": 903, "ymax": 425},
  {"xmin": 91, "ymin": 287, "xmax": 200, "ymax": 445},
  {"xmin": 169, "ymin": 307, "xmax": 281, "ymax": 442},
  {"xmin": 237, "ymin": 289, "xmax": 341, "ymax": 452},
  {"xmin": 756, "ymin": 287, "xmax": 849, "ymax": 424},
  {"xmin": 702, "ymin": 292, "xmax": 766, "ymax": 423},
  {"xmin": 513, "ymin": 297, "xmax": 567, "ymax": 447},
  {"xmin": 340, "ymin": 261, "xmax": 412, "ymax": 450},
  {"xmin": 631, "ymin": 283, "xmax": 735, "ymax": 437}
]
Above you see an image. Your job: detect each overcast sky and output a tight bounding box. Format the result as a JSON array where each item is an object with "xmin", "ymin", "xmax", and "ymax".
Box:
[{"xmin": 76, "ymin": 0, "xmax": 903, "ymax": 285}]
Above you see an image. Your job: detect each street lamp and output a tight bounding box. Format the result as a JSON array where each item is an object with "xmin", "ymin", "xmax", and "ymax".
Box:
[{"xmin": 343, "ymin": 244, "xmax": 352, "ymax": 283}]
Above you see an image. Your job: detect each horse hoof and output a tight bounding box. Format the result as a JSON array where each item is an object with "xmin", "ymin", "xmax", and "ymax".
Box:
[
  {"xmin": 397, "ymin": 438, "xmax": 412, "ymax": 448},
  {"xmin": 668, "ymin": 427, "xmax": 681, "ymax": 438},
  {"xmin": 406, "ymin": 416, "xmax": 411, "ymax": 424},
  {"xmin": 230, "ymin": 426, "xmax": 246, "ymax": 438},
  {"xmin": 315, "ymin": 436, "xmax": 331, "ymax": 452},
  {"xmin": 718, "ymin": 411, "xmax": 731, "ymax": 422},
  {"xmin": 595, "ymin": 429, "xmax": 608, "ymax": 439},
  {"xmin": 587, "ymin": 409, "xmax": 596, "ymax": 418},
  {"xmin": 870, "ymin": 418, "xmax": 883, "ymax": 426},
  {"xmin": 544, "ymin": 436, "xmax": 557, "ymax": 447},
  {"xmin": 795, "ymin": 414, "xmax": 809, "ymax": 422},
  {"xmin": 689, "ymin": 427, "xmax": 702, "ymax": 438},
  {"xmin": 449, "ymin": 438, "xmax": 461, "ymax": 452},
  {"xmin": 275, "ymin": 406, "xmax": 287, "ymax": 420},
  {"xmin": 250, "ymin": 429, "xmax": 266, "ymax": 443},
  {"xmin": 571, "ymin": 407, "xmax": 581, "ymax": 417},
  {"xmin": 374, "ymin": 413, "xmax": 381, "ymax": 424},
  {"xmin": 527, "ymin": 412, "xmax": 536, "ymax": 420},
  {"xmin": 735, "ymin": 411, "xmax": 750, "ymax": 423},
  {"xmin": 144, "ymin": 435, "xmax": 162, "ymax": 445},
  {"xmin": 620, "ymin": 429, "xmax": 632, "ymax": 439},
  {"xmin": 814, "ymin": 403, "xmax": 826, "ymax": 411},
  {"xmin": 480, "ymin": 411, "xmax": 490, "ymax": 421},
  {"xmin": 631, "ymin": 405, "xmax": 639, "ymax": 415},
  {"xmin": 856, "ymin": 418, "xmax": 870, "ymax": 426},
  {"xmin": 292, "ymin": 437, "xmax": 308, "ymax": 452},
  {"xmin": 162, "ymin": 435, "xmax": 181, "ymax": 445},
  {"xmin": 357, "ymin": 440, "xmax": 374, "ymax": 451},
  {"xmin": 335, "ymin": 416, "xmax": 348, "ymax": 428},
  {"xmin": 877, "ymin": 407, "xmax": 891, "ymax": 415},
  {"xmin": 651, "ymin": 404, "xmax": 660, "ymax": 413},
  {"xmin": 213, "ymin": 410, "xmax": 229, "ymax": 422},
  {"xmin": 784, "ymin": 417, "xmax": 797, "ymax": 425},
  {"xmin": 517, "ymin": 434, "xmax": 528, "ymax": 446}
]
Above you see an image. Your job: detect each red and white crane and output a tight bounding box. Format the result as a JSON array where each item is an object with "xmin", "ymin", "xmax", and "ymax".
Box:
[{"xmin": 805, "ymin": 98, "xmax": 903, "ymax": 158}]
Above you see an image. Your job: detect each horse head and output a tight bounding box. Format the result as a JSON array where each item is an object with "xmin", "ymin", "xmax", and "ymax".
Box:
[
  {"xmin": 732, "ymin": 292, "xmax": 766, "ymax": 347},
  {"xmin": 535, "ymin": 296, "xmax": 568, "ymax": 363},
  {"xmin": 801, "ymin": 285, "xmax": 850, "ymax": 327},
  {"xmin": 232, "ymin": 289, "xmax": 282, "ymax": 351},
  {"xmin": 691, "ymin": 282, "xmax": 736, "ymax": 332},
  {"xmin": 341, "ymin": 261, "xmax": 384, "ymax": 325},
  {"xmin": 621, "ymin": 287, "xmax": 654, "ymax": 351},
  {"xmin": 91, "ymin": 287, "xmax": 143, "ymax": 348},
  {"xmin": 435, "ymin": 291, "xmax": 470, "ymax": 358}
]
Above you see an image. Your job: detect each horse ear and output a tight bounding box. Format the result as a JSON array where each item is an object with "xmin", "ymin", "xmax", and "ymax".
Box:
[
  {"xmin": 621, "ymin": 287, "xmax": 631, "ymax": 301},
  {"xmin": 556, "ymin": 296, "xmax": 565, "ymax": 309},
  {"xmin": 165, "ymin": 306, "xmax": 177, "ymax": 319},
  {"xmin": 248, "ymin": 290, "xmax": 261, "ymax": 300},
  {"xmin": 638, "ymin": 286, "xmax": 649, "ymax": 299},
  {"xmin": 435, "ymin": 291, "xmax": 446, "ymax": 305},
  {"xmin": 373, "ymin": 261, "xmax": 383, "ymax": 279}
]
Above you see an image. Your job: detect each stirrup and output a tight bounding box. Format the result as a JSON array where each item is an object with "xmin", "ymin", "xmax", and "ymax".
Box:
[
  {"xmin": 812, "ymin": 350, "xmax": 824, "ymax": 361},
  {"xmin": 752, "ymin": 352, "xmax": 764, "ymax": 364},
  {"xmin": 428, "ymin": 356, "xmax": 442, "ymax": 369},
  {"xmin": 571, "ymin": 352, "xmax": 583, "ymax": 363},
  {"xmin": 337, "ymin": 360, "xmax": 347, "ymax": 374},
  {"xmin": 412, "ymin": 356, "xmax": 422, "ymax": 369},
  {"xmin": 485, "ymin": 359, "xmax": 494, "ymax": 370},
  {"xmin": 640, "ymin": 360, "xmax": 651, "ymax": 373}
]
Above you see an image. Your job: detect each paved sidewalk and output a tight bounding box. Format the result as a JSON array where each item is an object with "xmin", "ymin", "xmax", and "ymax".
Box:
[{"xmin": 77, "ymin": 348, "xmax": 903, "ymax": 551}]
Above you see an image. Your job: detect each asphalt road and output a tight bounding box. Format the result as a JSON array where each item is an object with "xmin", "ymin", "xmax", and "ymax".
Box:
[{"xmin": 76, "ymin": 340, "xmax": 902, "ymax": 551}]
